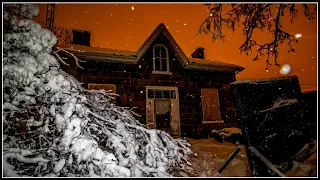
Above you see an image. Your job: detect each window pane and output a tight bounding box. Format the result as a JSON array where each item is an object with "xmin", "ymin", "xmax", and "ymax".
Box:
[
  {"xmin": 155, "ymin": 90, "xmax": 162, "ymax": 98},
  {"xmin": 161, "ymin": 58, "xmax": 167, "ymax": 71},
  {"xmin": 148, "ymin": 89, "xmax": 154, "ymax": 98},
  {"xmin": 154, "ymin": 46, "xmax": 161, "ymax": 57},
  {"xmin": 160, "ymin": 46, "xmax": 166, "ymax": 58},
  {"xmin": 155, "ymin": 57, "xmax": 161, "ymax": 71},
  {"xmin": 171, "ymin": 90, "xmax": 176, "ymax": 99},
  {"xmin": 163, "ymin": 90, "xmax": 170, "ymax": 98}
]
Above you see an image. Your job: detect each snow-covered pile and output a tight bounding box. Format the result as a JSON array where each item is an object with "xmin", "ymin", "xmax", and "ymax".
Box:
[
  {"xmin": 3, "ymin": 4, "xmax": 193, "ymax": 177},
  {"xmin": 211, "ymin": 128, "xmax": 243, "ymax": 144}
]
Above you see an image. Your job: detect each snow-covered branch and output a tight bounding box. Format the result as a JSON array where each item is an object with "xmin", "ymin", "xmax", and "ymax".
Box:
[{"xmin": 3, "ymin": 4, "xmax": 193, "ymax": 177}]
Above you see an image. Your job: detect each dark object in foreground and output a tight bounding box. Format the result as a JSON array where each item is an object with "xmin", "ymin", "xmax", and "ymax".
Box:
[
  {"xmin": 292, "ymin": 142, "xmax": 316, "ymax": 162},
  {"xmin": 231, "ymin": 76, "xmax": 316, "ymax": 177},
  {"xmin": 277, "ymin": 142, "xmax": 317, "ymax": 172},
  {"xmin": 211, "ymin": 130, "xmax": 224, "ymax": 143},
  {"xmin": 218, "ymin": 146, "xmax": 242, "ymax": 174},
  {"xmin": 248, "ymin": 146, "xmax": 285, "ymax": 177}
]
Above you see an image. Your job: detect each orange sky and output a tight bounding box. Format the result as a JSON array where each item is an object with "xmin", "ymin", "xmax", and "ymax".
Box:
[{"xmin": 34, "ymin": 3, "xmax": 318, "ymax": 92}]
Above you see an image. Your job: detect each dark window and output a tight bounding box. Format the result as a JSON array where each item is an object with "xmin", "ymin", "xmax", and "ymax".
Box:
[
  {"xmin": 153, "ymin": 44, "xmax": 169, "ymax": 71},
  {"xmin": 148, "ymin": 89, "xmax": 154, "ymax": 98},
  {"xmin": 72, "ymin": 30, "xmax": 90, "ymax": 46},
  {"xmin": 148, "ymin": 89, "xmax": 176, "ymax": 99},
  {"xmin": 160, "ymin": 48, "xmax": 166, "ymax": 58},
  {"xmin": 155, "ymin": 47, "xmax": 161, "ymax": 57},
  {"xmin": 171, "ymin": 90, "xmax": 176, "ymax": 99},
  {"xmin": 163, "ymin": 90, "xmax": 171, "ymax": 98},
  {"xmin": 155, "ymin": 90, "xmax": 162, "ymax": 98},
  {"xmin": 161, "ymin": 58, "xmax": 168, "ymax": 71},
  {"xmin": 154, "ymin": 57, "xmax": 161, "ymax": 71}
]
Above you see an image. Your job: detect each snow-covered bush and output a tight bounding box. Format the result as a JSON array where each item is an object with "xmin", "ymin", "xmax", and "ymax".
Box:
[{"xmin": 3, "ymin": 4, "xmax": 193, "ymax": 177}]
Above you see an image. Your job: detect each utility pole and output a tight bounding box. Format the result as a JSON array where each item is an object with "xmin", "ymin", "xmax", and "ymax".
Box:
[{"xmin": 45, "ymin": 4, "xmax": 55, "ymax": 31}]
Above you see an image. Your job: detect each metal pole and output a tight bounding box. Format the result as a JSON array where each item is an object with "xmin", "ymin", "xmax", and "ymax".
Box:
[
  {"xmin": 248, "ymin": 146, "xmax": 286, "ymax": 177},
  {"xmin": 214, "ymin": 146, "xmax": 241, "ymax": 176},
  {"xmin": 45, "ymin": 4, "xmax": 55, "ymax": 30},
  {"xmin": 218, "ymin": 146, "xmax": 242, "ymax": 174}
]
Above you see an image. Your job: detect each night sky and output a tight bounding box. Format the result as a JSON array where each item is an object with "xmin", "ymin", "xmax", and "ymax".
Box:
[{"xmin": 34, "ymin": 3, "xmax": 317, "ymax": 92}]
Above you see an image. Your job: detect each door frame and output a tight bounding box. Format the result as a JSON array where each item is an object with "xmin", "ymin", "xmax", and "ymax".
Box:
[{"xmin": 145, "ymin": 86, "xmax": 180, "ymax": 136}]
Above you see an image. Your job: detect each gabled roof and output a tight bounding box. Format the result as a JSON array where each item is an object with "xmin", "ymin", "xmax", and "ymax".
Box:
[
  {"xmin": 59, "ymin": 23, "xmax": 245, "ymax": 73},
  {"xmin": 136, "ymin": 23, "xmax": 190, "ymax": 69}
]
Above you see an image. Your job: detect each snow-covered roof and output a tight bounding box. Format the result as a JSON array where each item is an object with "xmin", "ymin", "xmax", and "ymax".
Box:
[
  {"xmin": 231, "ymin": 76, "xmax": 299, "ymax": 85},
  {"xmin": 59, "ymin": 44, "xmax": 136, "ymax": 58},
  {"xmin": 188, "ymin": 57, "xmax": 245, "ymax": 71},
  {"xmin": 59, "ymin": 23, "xmax": 245, "ymax": 73},
  {"xmin": 59, "ymin": 44, "xmax": 137, "ymax": 64}
]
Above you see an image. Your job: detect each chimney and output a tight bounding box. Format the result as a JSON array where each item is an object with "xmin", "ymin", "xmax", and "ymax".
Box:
[
  {"xmin": 72, "ymin": 29, "xmax": 91, "ymax": 46},
  {"xmin": 191, "ymin": 47, "xmax": 205, "ymax": 59}
]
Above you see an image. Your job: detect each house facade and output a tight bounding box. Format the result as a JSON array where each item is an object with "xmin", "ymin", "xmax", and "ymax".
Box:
[{"xmin": 59, "ymin": 23, "xmax": 245, "ymax": 138}]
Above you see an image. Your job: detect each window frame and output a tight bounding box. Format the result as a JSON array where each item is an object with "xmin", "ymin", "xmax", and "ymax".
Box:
[{"xmin": 152, "ymin": 44, "xmax": 172, "ymax": 75}]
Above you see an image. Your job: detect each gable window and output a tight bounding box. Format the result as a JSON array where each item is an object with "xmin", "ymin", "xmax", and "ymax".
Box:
[{"xmin": 152, "ymin": 44, "xmax": 171, "ymax": 75}]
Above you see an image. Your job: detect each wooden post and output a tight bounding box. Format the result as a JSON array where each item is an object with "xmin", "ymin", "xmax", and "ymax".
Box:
[{"xmin": 248, "ymin": 146, "xmax": 286, "ymax": 177}]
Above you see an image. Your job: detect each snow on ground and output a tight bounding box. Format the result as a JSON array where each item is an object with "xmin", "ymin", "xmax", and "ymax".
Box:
[
  {"xmin": 183, "ymin": 138, "xmax": 317, "ymax": 177},
  {"xmin": 284, "ymin": 160, "xmax": 317, "ymax": 177},
  {"xmin": 221, "ymin": 127, "xmax": 242, "ymax": 135},
  {"xmin": 184, "ymin": 138, "xmax": 250, "ymax": 177}
]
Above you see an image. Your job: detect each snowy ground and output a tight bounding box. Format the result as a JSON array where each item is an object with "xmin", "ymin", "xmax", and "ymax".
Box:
[
  {"xmin": 183, "ymin": 138, "xmax": 317, "ymax": 177},
  {"xmin": 185, "ymin": 138, "xmax": 250, "ymax": 177}
]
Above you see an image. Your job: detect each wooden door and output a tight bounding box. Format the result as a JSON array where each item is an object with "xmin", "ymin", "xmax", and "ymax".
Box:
[
  {"xmin": 154, "ymin": 100, "xmax": 171, "ymax": 133},
  {"xmin": 145, "ymin": 86, "xmax": 180, "ymax": 136}
]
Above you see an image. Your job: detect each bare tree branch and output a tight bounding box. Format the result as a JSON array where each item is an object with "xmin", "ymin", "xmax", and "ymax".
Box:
[
  {"xmin": 198, "ymin": 4, "xmax": 317, "ymax": 70},
  {"xmin": 53, "ymin": 47, "xmax": 86, "ymax": 69},
  {"xmin": 39, "ymin": 21, "xmax": 73, "ymax": 47}
]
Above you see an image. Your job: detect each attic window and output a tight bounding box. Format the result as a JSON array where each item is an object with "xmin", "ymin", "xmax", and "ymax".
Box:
[{"xmin": 152, "ymin": 44, "xmax": 171, "ymax": 74}]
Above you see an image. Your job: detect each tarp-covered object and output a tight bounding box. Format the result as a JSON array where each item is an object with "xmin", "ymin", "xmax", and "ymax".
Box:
[{"xmin": 231, "ymin": 76, "xmax": 315, "ymax": 177}]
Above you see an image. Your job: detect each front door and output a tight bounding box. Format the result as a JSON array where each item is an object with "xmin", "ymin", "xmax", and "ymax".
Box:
[
  {"xmin": 155, "ymin": 100, "xmax": 171, "ymax": 133},
  {"xmin": 145, "ymin": 86, "xmax": 180, "ymax": 136}
]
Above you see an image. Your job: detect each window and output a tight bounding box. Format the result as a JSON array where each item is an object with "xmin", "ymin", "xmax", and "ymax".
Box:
[
  {"xmin": 88, "ymin": 83, "xmax": 116, "ymax": 104},
  {"xmin": 201, "ymin": 88, "xmax": 223, "ymax": 124},
  {"xmin": 152, "ymin": 44, "xmax": 170, "ymax": 73},
  {"xmin": 148, "ymin": 89, "xmax": 176, "ymax": 99}
]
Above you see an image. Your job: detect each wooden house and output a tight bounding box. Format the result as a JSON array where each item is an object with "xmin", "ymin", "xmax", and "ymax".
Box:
[{"xmin": 59, "ymin": 23, "xmax": 245, "ymax": 138}]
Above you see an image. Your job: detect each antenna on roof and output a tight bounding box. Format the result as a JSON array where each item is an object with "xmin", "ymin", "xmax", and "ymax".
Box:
[
  {"xmin": 45, "ymin": 4, "xmax": 55, "ymax": 31},
  {"xmin": 191, "ymin": 46, "xmax": 205, "ymax": 59}
]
